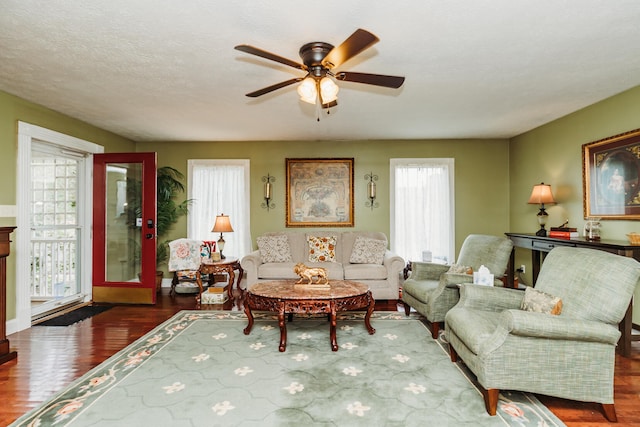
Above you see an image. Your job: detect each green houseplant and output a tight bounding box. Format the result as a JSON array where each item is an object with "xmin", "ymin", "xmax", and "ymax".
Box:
[
  {"xmin": 129, "ymin": 166, "xmax": 191, "ymax": 292},
  {"xmin": 156, "ymin": 166, "xmax": 192, "ymax": 268}
]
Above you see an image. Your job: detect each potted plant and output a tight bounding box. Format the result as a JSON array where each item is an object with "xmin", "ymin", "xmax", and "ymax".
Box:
[{"xmin": 154, "ymin": 166, "xmax": 192, "ymax": 291}]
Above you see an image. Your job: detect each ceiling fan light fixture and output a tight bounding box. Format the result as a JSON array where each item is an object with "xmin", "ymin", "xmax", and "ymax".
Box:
[
  {"xmin": 297, "ymin": 77, "xmax": 317, "ymax": 104},
  {"xmin": 319, "ymin": 77, "xmax": 339, "ymax": 104}
]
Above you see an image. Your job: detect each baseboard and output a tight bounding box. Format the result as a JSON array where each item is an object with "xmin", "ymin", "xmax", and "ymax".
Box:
[{"xmin": 6, "ymin": 318, "xmax": 19, "ymax": 335}]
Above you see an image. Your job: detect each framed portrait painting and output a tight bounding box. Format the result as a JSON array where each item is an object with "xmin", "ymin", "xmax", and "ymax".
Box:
[
  {"xmin": 582, "ymin": 128, "xmax": 640, "ymax": 219},
  {"xmin": 285, "ymin": 158, "xmax": 354, "ymax": 227}
]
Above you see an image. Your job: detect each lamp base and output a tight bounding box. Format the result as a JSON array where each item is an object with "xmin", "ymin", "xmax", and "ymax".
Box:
[
  {"xmin": 536, "ymin": 227, "xmax": 547, "ymax": 237},
  {"xmin": 219, "ymin": 251, "xmax": 226, "ymax": 260}
]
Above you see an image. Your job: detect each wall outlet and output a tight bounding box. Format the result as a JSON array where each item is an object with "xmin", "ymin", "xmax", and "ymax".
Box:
[{"xmin": 519, "ymin": 264, "xmax": 526, "ymax": 274}]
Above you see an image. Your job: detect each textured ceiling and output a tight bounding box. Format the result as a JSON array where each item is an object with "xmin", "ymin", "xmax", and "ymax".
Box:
[{"xmin": 1, "ymin": 1, "xmax": 640, "ymax": 142}]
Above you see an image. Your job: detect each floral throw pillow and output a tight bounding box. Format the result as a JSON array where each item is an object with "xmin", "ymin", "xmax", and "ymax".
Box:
[
  {"xmin": 257, "ymin": 235, "xmax": 293, "ymax": 263},
  {"xmin": 308, "ymin": 235, "xmax": 337, "ymax": 262},
  {"xmin": 520, "ymin": 287, "xmax": 563, "ymax": 315},
  {"xmin": 349, "ymin": 236, "xmax": 386, "ymax": 264}
]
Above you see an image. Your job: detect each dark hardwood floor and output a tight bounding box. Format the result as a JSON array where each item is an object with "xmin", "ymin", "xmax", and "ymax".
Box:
[{"xmin": 1, "ymin": 289, "xmax": 639, "ymax": 426}]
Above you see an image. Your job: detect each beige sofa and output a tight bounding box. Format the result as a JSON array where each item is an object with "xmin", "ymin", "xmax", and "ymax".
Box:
[{"xmin": 240, "ymin": 231, "xmax": 405, "ymax": 300}]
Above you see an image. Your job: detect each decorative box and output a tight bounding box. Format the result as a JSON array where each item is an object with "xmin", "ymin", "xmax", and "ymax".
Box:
[{"xmin": 201, "ymin": 289, "xmax": 228, "ymax": 304}]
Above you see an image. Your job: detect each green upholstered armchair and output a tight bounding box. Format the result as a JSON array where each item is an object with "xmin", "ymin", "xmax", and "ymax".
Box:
[
  {"xmin": 401, "ymin": 234, "xmax": 513, "ymax": 339},
  {"xmin": 445, "ymin": 247, "xmax": 640, "ymax": 422}
]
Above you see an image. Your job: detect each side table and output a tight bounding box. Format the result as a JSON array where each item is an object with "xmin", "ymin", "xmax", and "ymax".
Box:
[{"xmin": 196, "ymin": 257, "xmax": 243, "ymax": 307}]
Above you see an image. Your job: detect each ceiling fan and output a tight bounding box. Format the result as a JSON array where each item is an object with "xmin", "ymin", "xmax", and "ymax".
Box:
[{"xmin": 234, "ymin": 29, "xmax": 405, "ymax": 109}]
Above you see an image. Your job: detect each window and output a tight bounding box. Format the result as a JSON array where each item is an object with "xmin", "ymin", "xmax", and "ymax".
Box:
[
  {"xmin": 390, "ymin": 159, "xmax": 455, "ymax": 264},
  {"xmin": 187, "ymin": 160, "xmax": 251, "ymax": 258}
]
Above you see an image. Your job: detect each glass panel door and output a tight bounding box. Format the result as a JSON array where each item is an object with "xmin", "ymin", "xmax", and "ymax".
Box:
[
  {"xmin": 93, "ymin": 153, "xmax": 157, "ymax": 304},
  {"xmin": 30, "ymin": 146, "xmax": 85, "ymax": 318}
]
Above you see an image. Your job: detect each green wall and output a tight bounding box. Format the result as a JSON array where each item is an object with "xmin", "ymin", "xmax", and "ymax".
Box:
[
  {"xmin": 0, "ymin": 90, "xmax": 135, "ymax": 320},
  {"xmin": 4, "ymin": 83, "xmax": 640, "ymax": 325},
  {"xmin": 136, "ymin": 138, "xmax": 511, "ymax": 253},
  {"xmin": 510, "ymin": 84, "xmax": 640, "ymax": 322}
]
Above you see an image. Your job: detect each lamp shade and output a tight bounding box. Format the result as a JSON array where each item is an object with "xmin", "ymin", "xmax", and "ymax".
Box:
[
  {"xmin": 212, "ymin": 214, "xmax": 234, "ymax": 233},
  {"xmin": 319, "ymin": 77, "xmax": 339, "ymax": 104},
  {"xmin": 528, "ymin": 183, "xmax": 556, "ymax": 205},
  {"xmin": 297, "ymin": 77, "xmax": 317, "ymax": 104}
]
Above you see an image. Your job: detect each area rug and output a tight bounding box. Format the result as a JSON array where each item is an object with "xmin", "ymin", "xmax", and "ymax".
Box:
[
  {"xmin": 35, "ymin": 305, "xmax": 113, "ymax": 326},
  {"xmin": 11, "ymin": 311, "xmax": 565, "ymax": 426}
]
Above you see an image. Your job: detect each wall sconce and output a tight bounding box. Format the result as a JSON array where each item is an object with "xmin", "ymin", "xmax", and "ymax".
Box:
[
  {"xmin": 365, "ymin": 172, "xmax": 379, "ymax": 210},
  {"xmin": 261, "ymin": 174, "xmax": 275, "ymax": 211},
  {"xmin": 528, "ymin": 182, "xmax": 556, "ymax": 236}
]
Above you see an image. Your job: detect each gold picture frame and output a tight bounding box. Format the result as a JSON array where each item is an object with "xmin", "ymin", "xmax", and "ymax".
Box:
[
  {"xmin": 286, "ymin": 158, "xmax": 354, "ymax": 227},
  {"xmin": 582, "ymin": 128, "xmax": 640, "ymax": 219}
]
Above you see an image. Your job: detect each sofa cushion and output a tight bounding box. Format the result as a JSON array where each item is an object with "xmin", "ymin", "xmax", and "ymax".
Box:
[
  {"xmin": 257, "ymin": 235, "xmax": 292, "ymax": 263},
  {"xmin": 307, "ymin": 235, "xmax": 337, "ymax": 262},
  {"xmin": 349, "ymin": 236, "xmax": 386, "ymax": 264},
  {"xmin": 258, "ymin": 262, "xmax": 299, "ymax": 279},
  {"xmin": 520, "ymin": 287, "xmax": 563, "ymax": 315},
  {"xmin": 306, "ymin": 262, "xmax": 345, "ymax": 280},
  {"xmin": 344, "ymin": 263, "xmax": 387, "ymax": 280}
]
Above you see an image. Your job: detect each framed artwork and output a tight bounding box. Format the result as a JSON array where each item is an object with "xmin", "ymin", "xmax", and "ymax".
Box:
[
  {"xmin": 582, "ymin": 128, "xmax": 640, "ymax": 219},
  {"xmin": 285, "ymin": 158, "xmax": 354, "ymax": 227}
]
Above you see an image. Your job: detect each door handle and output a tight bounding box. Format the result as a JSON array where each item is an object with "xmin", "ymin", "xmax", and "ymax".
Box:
[
  {"xmin": 146, "ymin": 233, "xmax": 154, "ymax": 239},
  {"xmin": 147, "ymin": 219, "xmax": 154, "ymax": 229}
]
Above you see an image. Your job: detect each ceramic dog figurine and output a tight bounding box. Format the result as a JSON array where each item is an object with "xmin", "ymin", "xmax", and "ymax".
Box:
[{"xmin": 293, "ymin": 263, "xmax": 329, "ymax": 285}]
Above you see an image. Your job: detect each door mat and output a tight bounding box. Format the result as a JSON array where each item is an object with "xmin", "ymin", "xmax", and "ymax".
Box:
[{"xmin": 35, "ymin": 305, "xmax": 113, "ymax": 326}]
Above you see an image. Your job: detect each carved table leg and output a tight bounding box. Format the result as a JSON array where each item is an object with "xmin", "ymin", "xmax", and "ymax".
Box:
[
  {"xmin": 330, "ymin": 303, "xmax": 339, "ymax": 351},
  {"xmin": 243, "ymin": 296, "xmax": 254, "ymax": 335},
  {"xmin": 364, "ymin": 292, "xmax": 376, "ymax": 335},
  {"xmin": 278, "ymin": 309, "xmax": 287, "ymax": 352}
]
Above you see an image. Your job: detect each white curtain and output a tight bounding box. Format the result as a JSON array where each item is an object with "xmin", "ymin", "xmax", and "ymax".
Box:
[
  {"xmin": 187, "ymin": 160, "xmax": 251, "ymax": 258},
  {"xmin": 391, "ymin": 159, "xmax": 454, "ymax": 264}
]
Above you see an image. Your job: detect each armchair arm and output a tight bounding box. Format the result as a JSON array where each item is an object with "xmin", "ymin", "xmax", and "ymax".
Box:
[
  {"xmin": 457, "ymin": 284, "xmax": 524, "ymax": 312},
  {"xmin": 240, "ymin": 250, "xmax": 262, "ymax": 287},
  {"xmin": 478, "ymin": 308, "xmax": 621, "ymax": 357},
  {"xmin": 500, "ymin": 309, "xmax": 621, "ymax": 344},
  {"xmin": 442, "ymin": 272, "xmax": 473, "ymax": 286},
  {"xmin": 409, "ymin": 262, "xmax": 450, "ymax": 281}
]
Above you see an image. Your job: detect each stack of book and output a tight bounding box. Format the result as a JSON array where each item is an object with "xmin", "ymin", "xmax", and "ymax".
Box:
[{"xmin": 548, "ymin": 227, "xmax": 579, "ymax": 239}]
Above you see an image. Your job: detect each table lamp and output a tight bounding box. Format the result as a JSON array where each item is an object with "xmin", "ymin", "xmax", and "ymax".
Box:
[
  {"xmin": 212, "ymin": 214, "xmax": 233, "ymax": 259},
  {"xmin": 528, "ymin": 183, "xmax": 555, "ymax": 237}
]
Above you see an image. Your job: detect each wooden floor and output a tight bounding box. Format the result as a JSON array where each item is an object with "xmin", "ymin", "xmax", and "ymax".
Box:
[{"xmin": 1, "ymin": 289, "xmax": 639, "ymax": 426}]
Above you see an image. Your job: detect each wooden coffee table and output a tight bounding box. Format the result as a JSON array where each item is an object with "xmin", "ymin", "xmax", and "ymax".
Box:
[{"xmin": 243, "ymin": 280, "xmax": 375, "ymax": 352}]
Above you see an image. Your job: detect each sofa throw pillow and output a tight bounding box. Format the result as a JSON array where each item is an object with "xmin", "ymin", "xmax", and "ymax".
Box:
[
  {"xmin": 349, "ymin": 236, "xmax": 386, "ymax": 264},
  {"xmin": 447, "ymin": 264, "xmax": 473, "ymax": 275},
  {"xmin": 257, "ymin": 235, "xmax": 293, "ymax": 263},
  {"xmin": 308, "ymin": 235, "xmax": 337, "ymax": 262},
  {"xmin": 520, "ymin": 287, "xmax": 563, "ymax": 315}
]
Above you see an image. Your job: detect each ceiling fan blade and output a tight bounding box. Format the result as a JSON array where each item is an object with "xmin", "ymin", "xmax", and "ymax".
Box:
[
  {"xmin": 335, "ymin": 72, "xmax": 405, "ymax": 88},
  {"xmin": 321, "ymin": 29, "xmax": 379, "ymax": 70},
  {"xmin": 245, "ymin": 77, "xmax": 303, "ymax": 97},
  {"xmin": 234, "ymin": 44, "xmax": 306, "ymax": 71}
]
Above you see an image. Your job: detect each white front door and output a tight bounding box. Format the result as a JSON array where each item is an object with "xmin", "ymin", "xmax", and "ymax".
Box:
[{"xmin": 15, "ymin": 122, "xmax": 102, "ymax": 330}]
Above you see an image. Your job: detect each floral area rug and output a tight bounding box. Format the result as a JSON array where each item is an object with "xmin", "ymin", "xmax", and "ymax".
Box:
[{"xmin": 10, "ymin": 311, "xmax": 565, "ymax": 426}]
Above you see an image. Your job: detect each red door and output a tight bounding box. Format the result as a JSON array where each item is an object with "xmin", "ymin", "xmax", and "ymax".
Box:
[{"xmin": 92, "ymin": 153, "xmax": 157, "ymax": 304}]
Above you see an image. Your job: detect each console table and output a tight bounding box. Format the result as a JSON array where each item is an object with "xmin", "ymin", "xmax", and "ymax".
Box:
[
  {"xmin": 505, "ymin": 232, "xmax": 640, "ymax": 357},
  {"xmin": 0, "ymin": 226, "xmax": 17, "ymax": 365}
]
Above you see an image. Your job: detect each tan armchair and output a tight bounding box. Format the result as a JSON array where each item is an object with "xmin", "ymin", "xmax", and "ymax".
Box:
[
  {"xmin": 445, "ymin": 247, "xmax": 640, "ymax": 421},
  {"xmin": 402, "ymin": 234, "xmax": 513, "ymax": 338}
]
